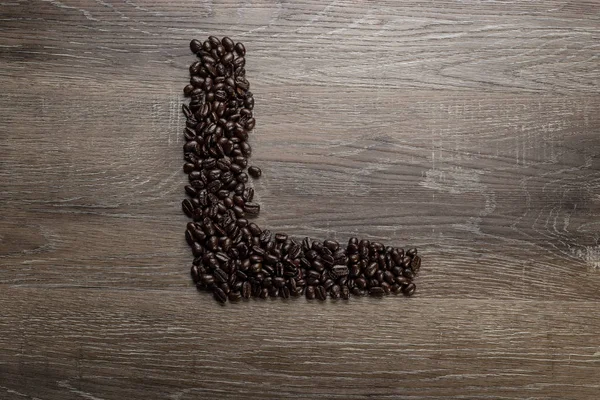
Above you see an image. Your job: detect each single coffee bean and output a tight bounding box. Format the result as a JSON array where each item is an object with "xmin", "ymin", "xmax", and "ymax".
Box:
[
  {"xmin": 341, "ymin": 285, "xmax": 350, "ymax": 300},
  {"xmin": 190, "ymin": 39, "xmax": 202, "ymax": 53},
  {"xmin": 369, "ymin": 287, "xmax": 385, "ymax": 297},
  {"xmin": 411, "ymin": 255, "xmax": 421, "ymax": 272},
  {"xmin": 222, "ymin": 36, "xmax": 235, "ymax": 51},
  {"xmin": 213, "ymin": 287, "xmax": 227, "ymax": 303},
  {"xmin": 330, "ymin": 284, "xmax": 341, "ymax": 299},
  {"xmin": 182, "ymin": 199, "xmax": 195, "ymax": 218},
  {"xmin": 402, "ymin": 283, "xmax": 416, "ymax": 296},
  {"xmin": 248, "ymin": 166, "xmax": 261, "ymax": 178},
  {"xmin": 315, "ymin": 285, "xmax": 327, "ymax": 301},
  {"xmin": 244, "ymin": 202, "xmax": 260, "ymax": 216},
  {"xmin": 306, "ymin": 285, "xmax": 316, "ymax": 300}
]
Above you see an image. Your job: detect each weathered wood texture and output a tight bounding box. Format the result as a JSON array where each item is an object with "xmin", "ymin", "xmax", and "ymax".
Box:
[{"xmin": 1, "ymin": 1, "xmax": 599, "ymax": 399}]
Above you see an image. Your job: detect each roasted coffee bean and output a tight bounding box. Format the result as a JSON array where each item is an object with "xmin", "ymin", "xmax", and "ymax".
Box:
[
  {"xmin": 315, "ymin": 285, "xmax": 327, "ymax": 301},
  {"xmin": 182, "ymin": 199, "xmax": 195, "ymax": 218},
  {"xmin": 306, "ymin": 285, "xmax": 316, "ymax": 300},
  {"xmin": 341, "ymin": 285, "xmax": 350, "ymax": 300},
  {"xmin": 244, "ymin": 202, "xmax": 260, "ymax": 216},
  {"xmin": 411, "ymin": 255, "xmax": 421, "ymax": 271},
  {"xmin": 222, "ymin": 36, "xmax": 235, "ymax": 51},
  {"xmin": 190, "ymin": 265, "xmax": 201, "ymax": 283},
  {"xmin": 330, "ymin": 284, "xmax": 341, "ymax": 299},
  {"xmin": 369, "ymin": 287, "xmax": 385, "ymax": 297},
  {"xmin": 323, "ymin": 279, "xmax": 334, "ymax": 290},
  {"xmin": 323, "ymin": 239, "xmax": 339, "ymax": 252},
  {"xmin": 407, "ymin": 248, "xmax": 418, "ymax": 258},
  {"xmin": 213, "ymin": 287, "xmax": 227, "ymax": 303},
  {"xmin": 248, "ymin": 166, "xmax": 261, "ymax": 178},
  {"xmin": 355, "ymin": 277, "xmax": 368, "ymax": 290},
  {"xmin": 268, "ymin": 287, "xmax": 279, "ymax": 298},
  {"xmin": 402, "ymin": 283, "xmax": 416, "ymax": 296},
  {"xmin": 228, "ymin": 291, "xmax": 242, "ymax": 301},
  {"xmin": 381, "ymin": 281, "xmax": 391, "ymax": 295},
  {"xmin": 241, "ymin": 281, "xmax": 251, "ymax": 299},
  {"xmin": 330, "ymin": 265, "xmax": 349, "ymax": 279},
  {"xmin": 280, "ymin": 286, "xmax": 291, "ymax": 299},
  {"xmin": 364, "ymin": 262, "xmax": 378, "ymax": 278}
]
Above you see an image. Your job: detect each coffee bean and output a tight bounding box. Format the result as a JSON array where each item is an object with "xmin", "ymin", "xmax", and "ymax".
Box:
[
  {"xmin": 213, "ymin": 287, "xmax": 227, "ymax": 303},
  {"xmin": 244, "ymin": 202, "xmax": 260, "ymax": 216},
  {"xmin": 190, "ymin": 39, "xmax": 202, "ymax": 53},
  {"xmin": 248, "ymin": 166, "xmax": 261, "ymax": 178},
  {"xmin": 330, "ymin": 284, "xmax": 341, "ymax": 299},
  {"xmin": 222, "ymin": 37, "xmax": 235, "ymax": 51},
  {"xmin": 369, "ymin": 287, "xmax": 385, "ymax": 297},
  {"xmin": 182, "ymin": 199, "xmax": 195, "ymax": 218},
  {"xmin": 315, "ymin": 285, "xmax": 327, "ymax": 301},
  {"xmin": 411, "ymin": 255, "xmax": 421, "ymax": 272},
  {"xmin": 402, "ymin": 283, "xmax": 416, "ymax": 296}
]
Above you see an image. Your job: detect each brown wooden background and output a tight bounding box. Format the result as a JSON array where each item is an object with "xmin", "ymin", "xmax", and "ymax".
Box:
[{"xmin": 1, "ymin": 1, "xmax": 599, "ymax": 399}]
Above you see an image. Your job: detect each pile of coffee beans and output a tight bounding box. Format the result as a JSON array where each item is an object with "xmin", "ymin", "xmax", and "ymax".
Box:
[{"xmin": 182, "ymin": 36, "xmax": 421, "ymax": 304}]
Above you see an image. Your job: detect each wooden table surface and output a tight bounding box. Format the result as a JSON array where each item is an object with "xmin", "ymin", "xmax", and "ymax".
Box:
[{"xmin": 1, "ymin": 1, "xmax": 599, "ymax": 399}]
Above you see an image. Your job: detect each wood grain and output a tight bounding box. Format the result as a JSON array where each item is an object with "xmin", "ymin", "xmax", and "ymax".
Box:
[{"xmin": 1, "ymin": 0, "xmax": 599, "ymax": 398}]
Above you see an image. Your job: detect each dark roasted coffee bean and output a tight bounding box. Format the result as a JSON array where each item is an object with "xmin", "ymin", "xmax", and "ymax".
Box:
[
  {"xmin": 375, "ymin": 270, "xmax": 385, "ymax": 284},
  {"xmin": 259, "ymin": 229, "xmax": 272, "ymax": 243},
  {"xmin": 384, "ymin": 270, "xmax": 395, "ymax": 285},
  {"xmin": 190, "ymin": 265, "xmax": 200, "ymax": 283},
  {"xmin": 232, "ymin": 205, "xmax": 245, "ymax": 218},
  {"xmin": 184, "ymin": 84, "xmax": 195, "ymax": 97},
  {"xmin": 407, "ymin": 248, "xmax": 418, "ymax": 258},
  {"xmin": 242, "ymin": 188, "xmax": 254, "ymax": 202},
  {"xmin": 244, "ymin": 202, "xmax": 260, "ymax": 216},
  {"xmin": 190, "ymin": 39, "xmax": 203, "ymax": 53},
  {"xmin": 330, "ymin": 284, "xmax": 341, "ymax": 299},
  {"xmin": 222, "ymin": 36, "xmax": 235, "ymax": 51},
  {"xmin": 369, "ymin": 287, "xmax": 385, "ymax": 297},
  {"xmin": 248, "ymin": 166, "xmax": 261, "ymax": 178},
  {"xmin": 280, "ymin": 286, "xmax": 291, "ymax": 299},
  {"xmin": 355, "ymin": 277, "xmax": 367, "ymax": 290},
  {"xmin": 234, "ymin": 42, "xmax": 246, "ymax": 56},
  {"xmin": 237, "ymin": 172, "xmax": 248, "ymax": 183},
  {"xmin": 381, "ymin": 282, "xmax": 391, "ymax": 295},
  {"xmin": 228, "ymin": 291, "xmax": 242, "ymax": 302},
  {"xmin": 330, "ymin": 265, "xmax": 349, "ymax": 279},
  {"xmin": 241, "ymin": 281, "xmax": 251, "ymax": 299},
  {"xmin": 213, "ymin": 287, "xmax": 227, "ymax": 303},
  {"xmin": 323, "ymin": 239, "xmax": 339, "ymax": 252},
  {"xmin": 411, "ymin": 255, "xmax": 421, "ymax": 272},
  {"xmin": 182, "ymin": 199, "xmax": 195, "ymax": 217},
  {"xmin": 306, "ymin": 285, "xmax": 316, "ymax": 300},
  {"xmin": 323, "ymin": 279, "xmax": 334, "ymax": 290},
  {"xmin": 402, "ymin": 283, "xmax": 416, "ymax": 296},
  {"xmin": 364, "ymin": 262, "xmax": 378, "ymax": 278},
  {"xmin": 403, "ymin": 268, "xmax": 415, "ymax": 280},
  {"xmin": 268, "ymin": 287, "xmax": 279, "ymax": 298},
  {"xmin": 315, "ymin": 285, "xmax": 327, "ymax": 301},
  {"xmin": 341, "ymin": 285, "xmax": 349, "ymax": 299}
]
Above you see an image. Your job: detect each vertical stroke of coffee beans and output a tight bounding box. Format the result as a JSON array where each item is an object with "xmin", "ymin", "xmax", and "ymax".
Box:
[{"xmin": 183, "ymin": 37, "xmax": 421, "ymax": 304}]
